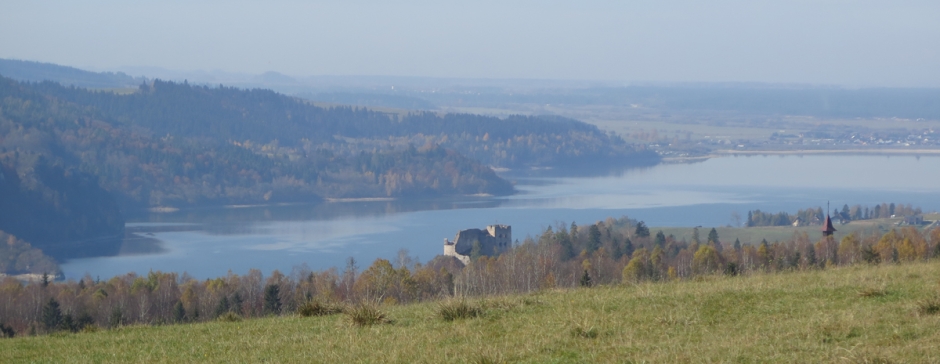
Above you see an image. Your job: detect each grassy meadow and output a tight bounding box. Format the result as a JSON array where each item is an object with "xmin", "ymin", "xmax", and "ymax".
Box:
[
  {"xmin": 654, "ymin": 218, "xmax": 905, "ymax": 247},
  {"xmin": 5, "ymin": 261, "xmax": 940, "ymax": 363}
]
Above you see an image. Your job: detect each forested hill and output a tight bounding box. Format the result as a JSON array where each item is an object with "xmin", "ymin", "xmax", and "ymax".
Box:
[
  {"xmin": 1, "ymin": 75, "xmax": 656, "ymax": 209},
  {"xmin": 0, "ymin": 159, "xmax": 123, "ymax": 261},
  {"xmin": 0, "ymin": 59, "xmax": 143, "ymax": 89},
  {"xmin": 0, "ymin": 76, "xmax": 515, "ymax": 210},
  {"xmin": 26, "ymin": 79, "xmax": 656, "ymax": 168}
]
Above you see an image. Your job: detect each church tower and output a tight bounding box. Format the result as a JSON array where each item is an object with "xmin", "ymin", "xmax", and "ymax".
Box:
[{"xmin": 822, "ymin": 201, "xmax": 837, "ymax": 238}]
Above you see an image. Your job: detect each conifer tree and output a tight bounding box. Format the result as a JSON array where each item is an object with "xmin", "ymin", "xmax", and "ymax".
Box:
[
  {"xmin": 634, "ymin": 222, "xmax": 650, "ymax": 238},
  {"xmin": 110, "ymin": 307, "xmax": 123, "ymax": 328},
  {"xmin": 60, "ymin": 314, "xmax": 75, "ymax": 332},
  {"xmin": 588, "ymin": 225, "xmax": 602, "ymax": 253},
  {"xmin": 41, "ymin": 298, "xmax": 62, "ymax": 331},
  {"xmin": 215, "ymin": 296, "xmax": 231, "ymax": 317},
  {"xmin": 623, "ymin": 238, "xmax": 635, "ymax": 258},
  {"xmin": 173, "ymin": 301, "xmax": 186, "ymax": 323},
  {"xmin": 611, "ymin": 238, "xmax": 623, "ymax": 260},
  {"xmin": 654, "ymin": 231, "xmax": 666, "ymax": 248},
  {"xmin": 264, "ymin": 284, "xmax": 281, "ymax": 315},
  {"xmin": 231, "ymin": 293, "xmax": 244, "ymax": 315},
  {"xmin": 579, "ymin": 269, "xmax": 592, "ymax": 287},
  {"xmin": 708, "ymin": 228, "xmax": 720, "ymax": 245}
]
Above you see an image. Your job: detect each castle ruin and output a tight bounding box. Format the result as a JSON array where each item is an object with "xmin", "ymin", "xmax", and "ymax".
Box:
[{"xmin": 443, "ymin": 225, "xmax": 511, "ymax": 265}]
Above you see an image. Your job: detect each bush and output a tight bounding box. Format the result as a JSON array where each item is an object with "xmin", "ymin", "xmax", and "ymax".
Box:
[
  {"xmin": 298, "ymin": 300, "xmax": 345, "ymax": 317},
  {"xmin": 917, "ymin": 297, "xmax": 940, "ymax": 315},
  {"xmin": 0, "ymin": 322, "xmax": 14, "ymax": 338},
  {"xmin": 217, "ymin": 312, "xmax": 242, "ymax": 322},
  {"xmin": 571, "ymin": 325, "xmax": 599, "ymax": 339},
  {"xmin": 346, "ymin": 304, "xmax": 388, "ymax": 326},
  {"xmin": 857, "ymin": 287, "xmax": 888, "ymax": 298},
  {"xmin": 438, "ymin": 300, "xmax": 484, "ymax": 321}
]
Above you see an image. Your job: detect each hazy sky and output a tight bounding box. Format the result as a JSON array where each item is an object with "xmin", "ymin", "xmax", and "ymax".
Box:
[{"xmin": 2, "ymin": 1, "xmax": 939, "ymax": 87}]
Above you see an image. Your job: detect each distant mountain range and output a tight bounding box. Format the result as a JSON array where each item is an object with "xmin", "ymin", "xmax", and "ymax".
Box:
[{"xmin": 4, "ymin": 58, "xmax": 939, "ymax": 119}]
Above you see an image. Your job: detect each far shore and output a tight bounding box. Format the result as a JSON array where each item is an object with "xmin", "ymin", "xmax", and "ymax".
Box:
[
  {"xmin": 326, "ymin": 197, "xmax": 395, "ymax": 203},
  {"xmin": 716, "ymin": 148, "xmax": 940, "ymax": 156},
  {"xmin": 664, "ymin": 148, "xmax": 940, "ymax": 162}
]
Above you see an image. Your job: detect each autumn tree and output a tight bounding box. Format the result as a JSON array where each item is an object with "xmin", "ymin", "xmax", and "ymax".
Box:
[
  {"xmin": 692, "ymin": 245, "xmax": 722, "ymax": 275},
  {"xmin": 622, "ymin": 248, "xmax": 651, "ymax": 283},
  {"xmin": 837, "ymin": 234, "xmax": 861, "ymax": 265}
]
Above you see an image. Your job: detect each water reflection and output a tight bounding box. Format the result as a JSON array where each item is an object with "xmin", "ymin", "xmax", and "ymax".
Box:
[{"xmin": 126, "ymin": 197, "xmax": 503, "ymax": 227}]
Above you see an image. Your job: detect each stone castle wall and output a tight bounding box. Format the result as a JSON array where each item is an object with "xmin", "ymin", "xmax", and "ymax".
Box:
[{"xmin": 444, "ymin": 225, "xmax": 511, "ymax": 264}]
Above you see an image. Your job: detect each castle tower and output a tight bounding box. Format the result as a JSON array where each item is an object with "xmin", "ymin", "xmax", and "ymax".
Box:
[{"xmin": 486, "ymin": 224, "xmax": 512, "ymax": 252}]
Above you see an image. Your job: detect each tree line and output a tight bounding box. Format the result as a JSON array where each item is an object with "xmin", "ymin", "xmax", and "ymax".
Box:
[
  {"xmin": 2, "ymin": 216, "xmax": 939, "ymax": 337},
  {"xmin": 747, "ymin": 203, "xmax": 923, "ymax": 227}
]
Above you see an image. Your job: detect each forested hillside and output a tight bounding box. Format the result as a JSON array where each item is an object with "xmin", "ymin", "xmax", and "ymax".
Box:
[
  {"xmin": 1, "ymin": 76, "xmax": 657, "ymax": 206},
  {"xmin": 0, "ymin": 76, "xmax": 521, "ymax": 209},
  {"xmin": 0, "ymin": 158, "xmax": 124, "ymax": 260},
  {"xmin": 0, "ymin": 59, "xmax": 142, "ymax": 89},
  {"xmin": 26, "ymin": 79, "xmax": 655, "ymax": 168}
]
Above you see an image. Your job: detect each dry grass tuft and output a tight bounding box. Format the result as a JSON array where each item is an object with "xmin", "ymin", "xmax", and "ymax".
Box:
[
  {"xmin": 472, "ymin": 352, "xmax": 505, "ymax": 364},
  {"xmin": 345, "ymin": 304, "xmax": 388, "ymax": 326},
  {"xmin": 438, "ymin": 300, "xmax": 484, "ymax": 321},
  {"xmin": 216, "ymin": 312, "xmax": 242, "ymax": 322},
  {"xmin": 857, "ymin": 287, "xmax": 888, "ymax": 298},
  {"xmin": 916, "ymin": 296, "xmax": 940, "ymax": 315},
  {"xmin": 570, "ymin": 325, "xmax": 599, "ymax": 339},
  {"xmin": 298, "ymin": 300, "xmax": 345, "ymax": 317}
]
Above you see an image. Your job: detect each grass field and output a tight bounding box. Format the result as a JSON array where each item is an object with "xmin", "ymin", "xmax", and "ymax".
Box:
[
  {"xmin": 653, "ymin": 218, "xmax": 909, "ymax": 246},
  {"xmin": 5, "ymin": 262, "xmax": 940, "ymax": 363}
]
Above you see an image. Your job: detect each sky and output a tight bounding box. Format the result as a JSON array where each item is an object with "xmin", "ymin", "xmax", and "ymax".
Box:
[{"xmin": 2, "ymin": 0, "xmax": 939, "ymax": 87}]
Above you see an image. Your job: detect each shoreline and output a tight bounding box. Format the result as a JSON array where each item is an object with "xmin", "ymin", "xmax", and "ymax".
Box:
[
  {"xmin": 326, "ymin": 197, "xmax": 396, "ymax": 203},
  {"xmin": 663, "ymin": 148, "xmax": 940, "ymax": 162},
  {"xmin": 715, "ymin": 148, "xmax": 940, "ymax": 156}
]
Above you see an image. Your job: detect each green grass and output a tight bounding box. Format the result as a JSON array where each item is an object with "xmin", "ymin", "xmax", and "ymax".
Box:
[
  {"xmin": 654, "ymin": 218, "xmax": 904, "ymax": 245},
  {"xmin": 5, "ymin": 262, "xmax": 940, "ymax": 362}
]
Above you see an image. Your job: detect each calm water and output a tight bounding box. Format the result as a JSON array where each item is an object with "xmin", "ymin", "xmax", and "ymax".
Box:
[{"xmin": 62, "ymin": 155, "xmax": 940, "ymax": 280}]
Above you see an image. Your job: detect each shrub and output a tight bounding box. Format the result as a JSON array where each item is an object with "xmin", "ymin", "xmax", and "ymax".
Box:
[
  {"xmin": 298, "ymin": 300, "xmax": 345, "ymax": 317},
  {"xmin": 917, "ymin": 297, "xmax": 940, "ymax": 315},
  {"xmin": 217, "ymin": 312, "xmax": 242, "ymax": 322},
  {"xmin": 0, "ymin": 323, "xmax": 14, "ymax": 338},
  {"xmin": 571, "ymin": 325, "xmax": 599, "ymax": 339},
  {"xmin": 346, "ymin": 304, "xmax": 388, "ymax": 326},
  {"xmin": 438, "ymin": 300, "xmax": 483, "ymax": 321},
  {"xmin": 857, "ymin": 287, "xmax": 888, "ymax": 298}
]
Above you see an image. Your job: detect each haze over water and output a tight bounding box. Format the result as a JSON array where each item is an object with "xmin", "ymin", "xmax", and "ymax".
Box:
[{"xmin": 61, "ymin": 155, "xmax": 940, "ymax": 280}]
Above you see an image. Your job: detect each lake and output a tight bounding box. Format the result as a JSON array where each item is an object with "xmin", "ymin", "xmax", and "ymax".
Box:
[{"xmin": 61, "ymin": 154, "xmax": 940, "ymax": 280}]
